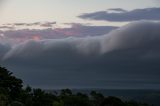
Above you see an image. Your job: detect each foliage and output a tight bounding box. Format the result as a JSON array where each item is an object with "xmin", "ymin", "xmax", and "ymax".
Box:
[{"xmin": 0, "ymin": 66, "xmax": 153, "ymax": 106}]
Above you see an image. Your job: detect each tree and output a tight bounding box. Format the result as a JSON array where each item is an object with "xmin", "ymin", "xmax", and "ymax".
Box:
[
  {"xmin": 90, "ymin": 91, "xmax": 104, "ymax": 106},
  {"xmin": 32, "ymin": 88, "xmax": 57, "ymax": 106},
  {"xmin": 0, "ymin": 94, "xmax": 8, "ymax": 106},
  {"xmin": 60, "ymin": 89, "xmax": 72, "ymax": 96},
  {"xmin": 0, "ymin": 66, "xmax": 23, "ymax": 100},
  {"xmin": 100, "ymin": 96, "xmax": 125, "ymax": 106},
  {"xmin": 19, "ymin": 86, "xmax": 34, "ymax": 106},
  {"xmin": 0, "ymin": 66, "xmax": 153, "ymax": 106}
]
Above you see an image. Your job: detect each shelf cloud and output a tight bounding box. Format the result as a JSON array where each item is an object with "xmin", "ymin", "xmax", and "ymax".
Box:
[{"xmin": 1, "ymin": 21, "xmax": 160, "ymax": 89}]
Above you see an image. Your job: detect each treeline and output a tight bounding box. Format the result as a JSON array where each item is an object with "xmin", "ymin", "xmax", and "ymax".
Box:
[{"xmin": 0, "ymin": 66, "xmax": 153, "ymax": 106}]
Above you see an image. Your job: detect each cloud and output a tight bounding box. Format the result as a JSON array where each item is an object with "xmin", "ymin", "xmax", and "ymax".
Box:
[
  {"xmin": 54, "ymin": 23, "xmax": 117, "ymax": 37},
  {"xmin": 9, "ymin": 21, "xmax": 57, "ymax": 27},
  {"xmin": 40, "ymin": 22, "xmax": 56, "ymax": 27},
  {"xmin": 107, "ymin": 8, "xmax": 127, "ymax": 13},
  {"xmin": 0, "ymin": 26, "xmax": 14, "ymax": 29},
  {"xmin": 79, "ymin": 8, "xmax": 160, "ymax": 22},
  {"xmin": 0, "ymin": 43, "xmax": 10, "ymax": 60},
  {"xmin": 13, "ymin": 23, "xmax": 27, "ymax": 26},
  {"xmin": 1, "ymin": 21, "xmax": 160, "ymax": 89},
  {"xmin": 0, "ymin": 24, "xmax": 117, "ymax": 43}
]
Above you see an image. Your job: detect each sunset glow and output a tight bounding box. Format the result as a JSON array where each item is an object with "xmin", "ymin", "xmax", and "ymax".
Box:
[{"xmin": 32, "ymin": 35, "xmax": 41, "ymax": 41}]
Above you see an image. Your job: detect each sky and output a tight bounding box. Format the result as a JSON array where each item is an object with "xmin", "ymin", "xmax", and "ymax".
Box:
[
  {"xmin": 0, "ymin": 0, "xmax": 159, "ymax": 25},
  {"xmin": 0, "ymin": 0, "xmax": 160, "ymax": 89}
]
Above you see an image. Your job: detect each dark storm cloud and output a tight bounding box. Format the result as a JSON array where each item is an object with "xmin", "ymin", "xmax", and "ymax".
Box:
[
  {"xmin": 1, "ymin": 21, "xmax": 160, "ymax": 89},
  {"xmin": 79, "ymin": 8, "xmax": 160, "ymax": 22},
  {"xmin": 0, "ymin": 43, "xmax": 10, "ymax": 61}
]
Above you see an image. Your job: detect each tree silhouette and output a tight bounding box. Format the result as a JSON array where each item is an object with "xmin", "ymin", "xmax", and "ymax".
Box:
[
  {"xmin": 90, "ymin": 91, "xmax": 104, "ymax": 106},
  {"xmin": 100, "ymin": 96, "xmax": 125, "ymax": 106},
  {"xmin": 0, "ymin": 66, "xmax": 23, "ymax": 100},
  {"xmin": 0, "ymin": 66, "xmax": 154, "ymax": 106}
]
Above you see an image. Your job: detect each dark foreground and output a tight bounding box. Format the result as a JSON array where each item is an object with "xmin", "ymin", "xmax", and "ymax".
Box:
[{"xmin": 0, "ymin": 66, "xmax": 158, "ymax": 106}]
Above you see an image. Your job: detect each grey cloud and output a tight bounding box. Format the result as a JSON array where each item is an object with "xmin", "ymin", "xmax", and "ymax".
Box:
[
  {"xmin": 11, "ymin": 21, "xmax": 56, "ymax": 27},
  {"xmin": 0, "ymin": 43, "xmax": 10, "ymax": 61},
  {"xmin": 14, "ymin": 23, "xmax": 27, "ymax": 26},
  {"xmin": 1, "ymin": 24, "xmax": 117, "ymax": 42},
  {"xmin": 108, "ymin": 8, "xmax": 127, "ymax": 13},
  {"xmin": 54, "ymin": 23, "xmax": 117, "ymax": 36},
  {"xmin": 1, "ymin": 21, "xmax": 160, "ymax": 89},
  {"xmin": 26, "ymin": 22, "xmax": 56, "ymax": 27},
  {"xmin": 25, "ymin": 22, "xmax": 41, "ymax": 26},
  {"xmin": 79, "ymin": 8, "xmax": 160, "ymax": 22},
  {"xmin": 11, "ymin": 22, "xmax": 40, "ymax": 26},
  {"xmin": 40, "ymin": 22, "xmax": 56, "ymax": 27},
  {"xmin": 0, "ymin": 26, "xmax": 14, "ymax": 29}
]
